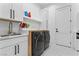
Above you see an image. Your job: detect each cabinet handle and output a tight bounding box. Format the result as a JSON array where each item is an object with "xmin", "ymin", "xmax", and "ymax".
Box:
[
  {"xmin": 18, "ymin": 45, "xmax": 19, "ymax": 54},
  {"xmin": 13, "ymin": 10, "xmax": 15, "ymax": 19},
  {"xmin": 15, "ymin": 46, "xmax": 16, "ymax": 55},
  {"xmin": 10, "ymin": 9, "xmax": 12, "ymax": 18}
]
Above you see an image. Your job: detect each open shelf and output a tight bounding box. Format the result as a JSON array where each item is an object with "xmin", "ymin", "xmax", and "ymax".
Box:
[
  {"xmin": 23, "ymin": 17, "xmax": 42, "ymax": 23},
  {"xmin": 0, "ymin": 18, "xmax": 22, "ymax": 23}
]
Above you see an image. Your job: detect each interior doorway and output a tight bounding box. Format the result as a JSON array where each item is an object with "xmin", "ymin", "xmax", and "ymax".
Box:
[{"xmin": 55, "ymin": 6, "xmax": 72, "ymax": 47}]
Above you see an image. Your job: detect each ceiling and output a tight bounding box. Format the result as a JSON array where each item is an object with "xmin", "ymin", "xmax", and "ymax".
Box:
[
  {"xmin": 35, "ymin": 3, "xmax": 70, "ymax": 9},
  {"xmin": 36, "ymin": 3, "xmax": 54, "ymax": 9}
]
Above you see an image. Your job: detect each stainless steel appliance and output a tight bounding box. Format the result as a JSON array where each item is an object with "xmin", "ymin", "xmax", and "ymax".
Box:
[{"xmin": 28, "ymin": 30, "xmax": 50, "ymax": 56}]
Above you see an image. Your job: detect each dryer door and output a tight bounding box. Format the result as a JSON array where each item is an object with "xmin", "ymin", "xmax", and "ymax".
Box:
[{"xmin": 32, "ymin": 32, "xmax": 44, "ymax": 56}]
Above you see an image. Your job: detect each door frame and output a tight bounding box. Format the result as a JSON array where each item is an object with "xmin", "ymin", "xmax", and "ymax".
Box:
[{"xmin": 55, "ymin": 5, "xmax": 72, "ymax": 48}]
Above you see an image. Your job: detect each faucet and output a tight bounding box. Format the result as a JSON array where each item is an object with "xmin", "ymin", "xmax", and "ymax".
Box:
[{"xmin": 8, "ymin": 21, "xmax": 13, "ymax": 34}]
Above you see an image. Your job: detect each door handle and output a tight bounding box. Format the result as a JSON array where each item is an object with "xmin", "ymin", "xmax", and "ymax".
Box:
[
  {"xmin": 56, "ymin": 28, "xmax": 59, "ymax": 32},
  {"xmin": 18, "ymin": 45, "xmax": 19, "ymax": 54},
  {"xmin": 15, "ymin": 46, "xmax": 16, "ymax": 55},
  {"xmin": 10, "ymin": 9, "xmax": 12, "ymax": 18}
]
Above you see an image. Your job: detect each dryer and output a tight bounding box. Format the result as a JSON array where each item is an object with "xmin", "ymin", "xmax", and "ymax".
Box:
[{"xmin": 28, "ymin": 30, "xmax": 50, "ymax": 56}]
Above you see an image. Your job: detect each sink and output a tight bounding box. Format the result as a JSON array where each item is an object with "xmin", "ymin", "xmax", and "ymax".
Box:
[
  {"xmin": 1, "ymin": 35, "xmax": 9, "ymax": 37},
  {"xmin": 1, "ymin": 33, "xmax": 21, "ymax": 37}
]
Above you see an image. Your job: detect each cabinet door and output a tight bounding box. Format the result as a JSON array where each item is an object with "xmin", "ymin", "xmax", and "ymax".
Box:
[
  {"xmin": 12, "ymin": 3, "xmax": 23, "ymax": 21},
  {"xmin": 17, "ymin": 40, "xmax": 28, "ymax": 56},
  {"xmin": 0, "ymin": 3, "xmax": 12, "ymax": 19},
  {"xmin": 0, "ymin": 45, "xmax": 15, "ymax": 56}
]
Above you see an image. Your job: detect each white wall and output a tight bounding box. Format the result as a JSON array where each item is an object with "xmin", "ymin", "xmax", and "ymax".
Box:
[
  {"xmin": 71, "ymin": 4, "xmax": 79, "ymax": 50},
  {"xmin": 12, "ymin": 22, "xmax": 20, "ymax": 33},
  {"xmin": 0, "ymin": 20, "xmax": 9, "ymax": 35},
  {"xmin": 22, "ymin": 3, "xmax": 42, "ymax": 30},
  {"xmin": 40, "ymin": 8, "xmax": 49, "ymax": 30},
  {"xmin": 0, "ymin": 21, "xmax": 20, "ymax": 35},
  {"xmin": 23, "ymin": 3, "xmax": 41, "ymax": 21},
  {"xmin": 71, "ymin": 4, "xmax": 79, "ymax": 33},
  {"xmin": 48, "ymin": 6, "xmax": 56, "ymax": 45}
]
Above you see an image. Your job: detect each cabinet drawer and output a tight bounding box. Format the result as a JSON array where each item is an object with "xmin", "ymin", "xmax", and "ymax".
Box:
[{"xmin": 0, "ymin": 36, "xmax": 28, "ymax": 48}]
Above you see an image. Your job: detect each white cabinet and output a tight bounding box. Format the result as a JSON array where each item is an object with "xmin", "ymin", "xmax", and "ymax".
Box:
[
  {"xmin": 15, "ymin": 36, "xmax": 28, "ymax": 56},
  {"xmin": 0, "ymin": 45, "xmax": 15, "ymax": 56},
  {"xmin": 17, "ymin": 41, "xmax": 28, "ymax": 56},
  {"xmin": 12, "ymin": 3, "xmax": 23, "ymax": 21},
  {"xmin": 0, "ymin": 36, "xmax": 28, "ymax": 56},
  {"xmin": 0, "ymin": 3, "xmax": 12, "ymax": 19},
  {"xmin": 0, "ymin": 3, "xmax": 23, "ymax": 21}
]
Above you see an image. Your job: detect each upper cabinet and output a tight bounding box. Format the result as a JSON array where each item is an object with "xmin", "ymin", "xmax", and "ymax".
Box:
[
  {"xmin": 0, "ymin": 3, "xmax": 23, "ymax": 21},
  {"xmin": 12, "ymin": 3, "xmax": 23, "ymax": 21},
  {"xmin": 0, "ymin": 3, "xmax": 12, "ymax": 19},
  {"xmin": 0, "ymin": 3, "xmax": 41, "ymax": 22}
]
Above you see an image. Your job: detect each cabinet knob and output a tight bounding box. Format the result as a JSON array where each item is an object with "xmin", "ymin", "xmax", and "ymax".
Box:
[{"xmin": 56, "ymin": 28, "xmax": 59, "ymax": 32}]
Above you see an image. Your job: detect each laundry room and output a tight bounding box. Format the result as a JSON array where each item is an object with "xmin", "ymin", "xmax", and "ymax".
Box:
[{"xmin": 0, "ymin": 1, "xmax": 79, "ymax": 56}]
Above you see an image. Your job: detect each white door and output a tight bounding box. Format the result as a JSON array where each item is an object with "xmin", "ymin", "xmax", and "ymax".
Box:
[
  {"xmin": 12, "ymin": 3, "xmax": 23, "ymax": 21},
  {"xmin": 0, "ymin": 3, "xmax": 12, "ymax": 19},
  {"xmin": 55, "ymin": 6, "xmax": 71, "ymax": 47}
]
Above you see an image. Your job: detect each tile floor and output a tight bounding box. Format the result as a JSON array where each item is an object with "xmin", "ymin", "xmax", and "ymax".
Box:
[{"xmin": 42, "ymin": 44, "xmax": 79, "ymax": 56}]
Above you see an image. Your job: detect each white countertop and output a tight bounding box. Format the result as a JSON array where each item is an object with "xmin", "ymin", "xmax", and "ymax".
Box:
[
  {"xmin": 0, "ymin": 34, "xmax": 28, "ymax": 49},
  {"xmin": 0, "ymin": 34, "xmax": 28, "ymax": 41}
]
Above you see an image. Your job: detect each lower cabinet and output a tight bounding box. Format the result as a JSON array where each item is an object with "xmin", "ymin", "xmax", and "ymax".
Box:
[
  {"xmin": 16, "ymin": 41, "xmax": 28, "ymax": 56},
  {"xmin": 0, "ymin": 45, "xmax": 15, "ymax": 56},
  {"xmin": 0, "ymin": 36, "xmax": 28, "ymax": 56}
]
